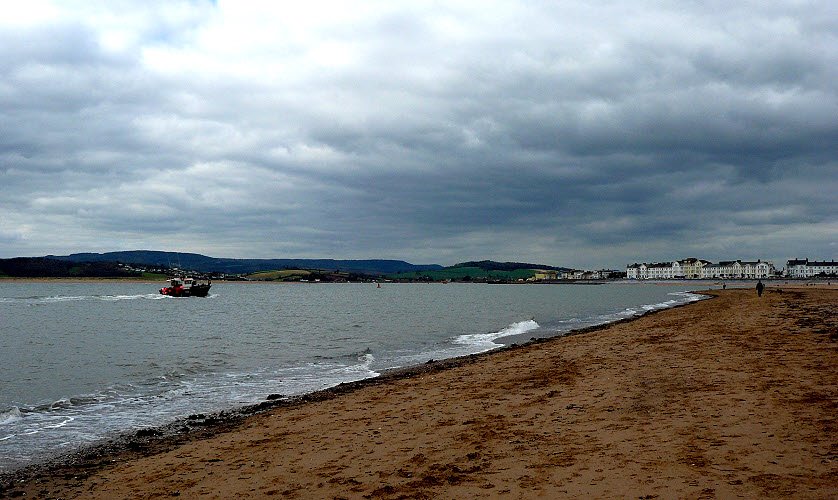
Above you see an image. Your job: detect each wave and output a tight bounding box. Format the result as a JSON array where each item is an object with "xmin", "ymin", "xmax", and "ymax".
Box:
[
  {"xmin": 325, "ymin": 352, "xmax": 380, "ymax": 381},
  {"xmin": 0, "ymin": 407, "xmax": 22, "ymax": 425},
  {"xmin": 453, "ymin": 319, "xmax": 540, "ymax": 349},
  {"xmin": 550, "ymin": 290, "xmax": 707, "ymax": 335},
  {"xmin": 27, "ymin": 395, "xmax": 113, "ymax": 414},
  {"xmin": 0, "ymin": 351, "xmax": 384, "ymax": 468}
]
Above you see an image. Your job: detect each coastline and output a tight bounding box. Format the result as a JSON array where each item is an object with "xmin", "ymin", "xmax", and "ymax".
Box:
[
  {"xmin": 2, "ymin": 287, "xmax": 836, "ymax": 498},
  {"xmin": 0, "ymin": 292, "xmax": 701, "ymax": 480}
]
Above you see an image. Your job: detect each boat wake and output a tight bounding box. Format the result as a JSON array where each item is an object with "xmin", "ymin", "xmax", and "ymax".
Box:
[{"xmin": 0, "ymin": 293, "xmax": 169, "ymax": 305}]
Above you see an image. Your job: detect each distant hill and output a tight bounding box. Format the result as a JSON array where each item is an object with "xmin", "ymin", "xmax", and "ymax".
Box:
[
  {"xmin": 44, "ymin": 251, "xmax": 443, "ymax": 275},
  {"xmin": 452, "ymin": 260, "xmax": 570, "ymax": 272}
]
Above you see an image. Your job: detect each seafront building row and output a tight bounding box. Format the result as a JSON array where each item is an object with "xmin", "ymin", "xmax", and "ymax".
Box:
[
  {"xmin": 627, "ymin": 259, "xmax": 775, "ymax": 280},
  {"xmin": 785, "ymin": 259, "xmax": 838, "ymax": 278},
  {"xmin": 626, "ymin": 258, "xmax": 837, "ymax": 280}
]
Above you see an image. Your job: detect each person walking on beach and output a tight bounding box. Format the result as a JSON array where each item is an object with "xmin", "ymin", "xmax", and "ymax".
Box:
[{"xmin": 756, "ymin": 280, "xmax": 765, "ymax": 297}]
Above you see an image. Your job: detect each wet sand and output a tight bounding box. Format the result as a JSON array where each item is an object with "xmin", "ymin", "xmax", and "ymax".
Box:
[{"xmin": 2, "ymin": 287, "xmax": 836, "ymax": 498}]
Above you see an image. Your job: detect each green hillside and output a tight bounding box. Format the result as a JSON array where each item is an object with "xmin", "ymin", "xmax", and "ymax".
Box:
[
  {"xmin": 388, "ymin": 266, "xmax": 538, "ymax": 282},
  {"xmin": 246, "ymin": 269, "xmax": 313, "ymax": 281},
  {"xmin": 244, "ymin": 269, "xmax": 376, "ymax": 282}
]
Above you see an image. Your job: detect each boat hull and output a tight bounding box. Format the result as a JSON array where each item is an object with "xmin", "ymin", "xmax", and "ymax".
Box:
[
  {"xmin": 159, "ymin": 283, "xmax": 211, "ymax": 297},
  {"xmin": 188, "ymin": 284, "xmax": 211, "ymax": 297}
]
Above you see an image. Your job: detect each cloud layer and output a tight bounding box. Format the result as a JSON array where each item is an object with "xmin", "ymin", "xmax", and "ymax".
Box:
[{"xmin": 1, "ymin": 1, "xmax": 836, "ymax": 268}]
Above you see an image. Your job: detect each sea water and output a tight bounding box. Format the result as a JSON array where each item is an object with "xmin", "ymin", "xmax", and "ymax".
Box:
[{"xmin": 0, "ymin": 281, "xmax": 707, "ymax": 472}]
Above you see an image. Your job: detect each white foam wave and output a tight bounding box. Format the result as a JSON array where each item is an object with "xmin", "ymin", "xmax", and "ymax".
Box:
[
  {"xmin": 612, "ymin": 292, "xmax": 704, "ymax": 318},
  {"xmin": 0, "ymin": 407, "xmax": 22, "ymax": 425},
  {"xmin": 358, "ymin": 352, "xmax": 375, "ymax": 367},
  {"xmin": 331, "ymin": 352, "xmax": 380, "ymax": 379},
  {"xmin": 544, "ymin": 290, "xmax": 708, "ymax": 338},
  {"xmin": 43, "ymin": 417, "xmax": 74, "ymax": 429},
  {"xmin": 634, "ymin": 292, "xmax": 704, "ymax": 313},
  {"xmin": 668, "ymin": 291, "xmax": 705, "ymax": 302},
  {"xmin": 454, "ymin": 319, "xmax": 540, "ymax": 348}
]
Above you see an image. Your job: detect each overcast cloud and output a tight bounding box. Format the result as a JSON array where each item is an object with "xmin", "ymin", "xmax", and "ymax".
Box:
[{"xmin": 1, "ymin": 0, "xmax": 836, "ymax": 268}]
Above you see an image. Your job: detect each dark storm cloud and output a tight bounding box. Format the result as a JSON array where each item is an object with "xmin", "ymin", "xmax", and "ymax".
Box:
[{"xmin": 0, "ymin": 1, "xmax": 835, "ymax": 267}]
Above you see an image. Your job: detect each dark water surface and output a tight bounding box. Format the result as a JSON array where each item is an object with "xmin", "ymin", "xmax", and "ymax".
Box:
[{"xmin": 0, "ymin": 281, "xmax": 706, "ymax": 472}]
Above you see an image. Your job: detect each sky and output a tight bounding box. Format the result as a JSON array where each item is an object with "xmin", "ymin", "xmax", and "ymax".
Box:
[{"xmin": 1, "ymin": 1, "xmax": 836, "ymax": 269}]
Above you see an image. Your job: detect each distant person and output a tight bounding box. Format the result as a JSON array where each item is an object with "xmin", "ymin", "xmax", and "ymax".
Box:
[
  {"xmin": 722, "ymin": 282, "xmax": 726, "ymax": 290},
  {"xmin": 756, "ymin": 280, "xmax": 765, "ymax": 297}
]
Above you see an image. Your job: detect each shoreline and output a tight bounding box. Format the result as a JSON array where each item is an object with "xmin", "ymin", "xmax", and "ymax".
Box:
[
  {"xmin": 0, "ymin": 292, "xmax": 707, "ymax": 481},
  {"xmin": 0, "ymin": 292, "xmax": 709, "ymax": 485},
  {"xmin": 2, "ymin": 288, "xmax": 836, "ymax": 497}
]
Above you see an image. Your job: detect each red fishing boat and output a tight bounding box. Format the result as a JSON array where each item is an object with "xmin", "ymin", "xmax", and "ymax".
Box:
[{"xmin": 159, "ymin": 277, "xmax": 212, "ymax": 297}]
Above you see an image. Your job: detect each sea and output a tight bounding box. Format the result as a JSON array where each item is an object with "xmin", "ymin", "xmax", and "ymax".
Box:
[{"xmin": 0, "ymin": 281, "xmax": 709, "ymax": 473}]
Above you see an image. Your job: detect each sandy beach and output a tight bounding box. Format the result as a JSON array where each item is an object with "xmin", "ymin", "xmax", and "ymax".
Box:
[{"xmin": 2, "ymin": 286, "xmax": 836, "ymax": 498}]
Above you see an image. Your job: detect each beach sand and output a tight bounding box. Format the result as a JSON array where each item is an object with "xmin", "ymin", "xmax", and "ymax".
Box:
[{"xmin": 2, "ymin": 287, "xmax": 836, "ymax": 498}]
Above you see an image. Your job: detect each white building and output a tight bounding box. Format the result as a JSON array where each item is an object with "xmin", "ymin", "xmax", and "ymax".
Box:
[
  {"xmin": 742, "ymin": 260, "xmax": 775, "ymax": 279},
  {"xmin": 679, "ymin": 258, "xmax": 711, "ymax": 279},
  {"xmin": 626, "ymin": 263, "xmax": 645, "ymax": 280},
  {"xmin": 626, "ymin": 261, "xmax": 683, "ymax": 279},
  {"xmin": 651, "ymin": 261, "xmax": 682, "ymax": 279},
  {"xmin": 627, "ymin": 258, "xmax": 775, "ymax": 279},
  {"xmin": 701, "ymin": 260, "xmax": 775, "ymax": 279},
  {"xmin": 786, "ymin": 259, "xmax": 838, "ymax": 278}
]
